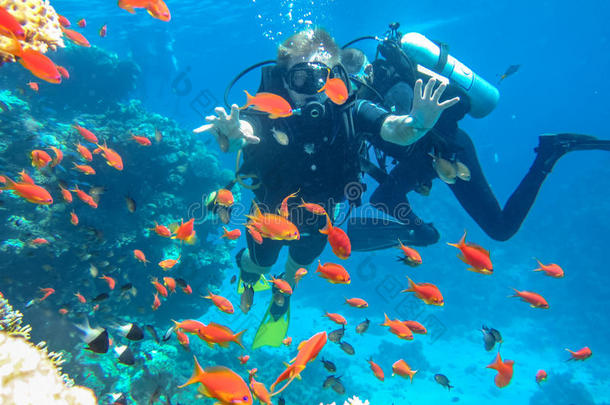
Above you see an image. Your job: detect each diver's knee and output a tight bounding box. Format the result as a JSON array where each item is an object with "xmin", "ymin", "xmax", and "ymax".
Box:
[{"xmin": 241, "ymin": 249, "xmax": 271, "ymax": 276}]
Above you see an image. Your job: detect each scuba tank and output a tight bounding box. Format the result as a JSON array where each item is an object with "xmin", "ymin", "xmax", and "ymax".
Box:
[{"xmin": 400, "ymin": 32, "xmax": 499, "ymax": 118}]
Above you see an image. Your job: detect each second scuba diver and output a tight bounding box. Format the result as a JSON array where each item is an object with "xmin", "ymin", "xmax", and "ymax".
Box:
[
  {"xmin": 343, "ymin": 24, "xmax": 610, "ymax": 250},
  {"xmin": 194, "ymin": 28, "xmax": 458, "ymax": 347}
]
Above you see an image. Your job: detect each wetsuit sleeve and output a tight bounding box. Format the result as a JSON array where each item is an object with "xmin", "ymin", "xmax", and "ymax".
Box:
[{"xmin": 353, "ymin": 100, "xmax": 390, "ymax": 135}]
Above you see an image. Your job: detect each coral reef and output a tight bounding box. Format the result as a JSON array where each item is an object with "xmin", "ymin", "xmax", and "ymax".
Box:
[
  {"xmin": 321, "ymin": 396, "xmax": 370, "ymax": 405},
  {"xmin": 0, "ymin": 292, "xmax": 96, "ymax": 405},
  {"xmin": 0, "ymin": 0, "xmax": 64, "ymax": 63}
]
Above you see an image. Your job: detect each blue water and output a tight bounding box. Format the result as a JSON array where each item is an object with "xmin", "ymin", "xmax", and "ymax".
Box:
[{"xmin": 1, "ymin": 0, "xmax": 609, "ymax": 404}]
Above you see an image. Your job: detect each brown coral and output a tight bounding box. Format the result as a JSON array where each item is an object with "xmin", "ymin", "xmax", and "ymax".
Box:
[{"xmin": 0, "ymin": 0, "xmax": 65, "ymax": 63}]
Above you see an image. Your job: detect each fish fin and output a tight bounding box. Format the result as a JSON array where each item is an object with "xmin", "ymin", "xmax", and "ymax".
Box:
[
  {"xmin": 456, "ymin": 253, "xmax": 468, "ymax": 264},
  {"xmin": 465, "ymin": 242, "xmax": 490, "ymax": 256},
  {"xmin": 234, "ymin": 329, "xmax": 246, "ymax": 349},
  {"xmin": 268, "ymin": 113, "xmax": 279, "ymax": 119},
  {"xmin": 177, "ymin": 355, "xmax": 205, "ymax": 388}
]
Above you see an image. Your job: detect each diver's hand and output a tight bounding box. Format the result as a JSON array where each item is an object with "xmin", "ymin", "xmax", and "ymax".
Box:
[
  {"xmin": 193, "ymin": 104, "xmax": 259, "ymax": 152},
  {"xmin": 410, "ymin": 77, "xmax": 460, "ymax": 131},
  {"xmin": 381, "ymin": 78, "xmax": 460, "ymax": 146}
]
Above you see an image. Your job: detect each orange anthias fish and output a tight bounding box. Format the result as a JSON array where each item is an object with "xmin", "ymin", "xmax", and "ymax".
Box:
[
  {"xmin": 18, "ymin": 169, "xmax": 34, "ymax": 184},
  {"xmin": 269, "ymin": 277, "xmax": 292, "ymax": 295},
  {"xmin": 486, "ymin": 352, "xmax": 514, "ymax": 388},
  {"xmin": 566, "ymin": 346, "xmax": 592, "ymax": 361},
  {"xmin": 215, "ymin": 189, "xmax": 234, "ymax": 207},
  {"xmin": 298, "ymin": 199, "xmax": 326, "ymax": 216},
  {"xmin": 345, "ymin": 297, "xmax": 368, "ymax": 308},
  {"xmin": 99, "ymin": 275, "xmax": 116, "ymax": 290},
  {"xmin": 94, "ymin": 141, "xmax": 123, "ymax": 170},
  {"xmin": 197, "ymin": 322, "xmax": 245, "ymax": 349},
  {"xmin": 77, "ymin": 18, "xmax": 86, "ymax": 28},
  {"xmin": 74, "ymin": 291, "xmax": 87, "ymax": 303},
  {"xmin": 204, "ymin": 291, "xmax": 235, "ymax": 314},
  {"xmin": 248, "ymin": 372, "xmax": 271, "ymax": 405},
  {"xmin": 27, "ymin": 82, "xmax": 39, "ymax": 92},
  {"xmin": 176, "ymin": 328, "xmax": 190, "ymax": 349},
  {"xmin": 146, "ymin": 0, "xmax": 171, "ymax": 21},
  {"xmin": 70, "ymin": 210, "xmax": 78, "ymax": 225},
  {"xmin": 31, "ymin": 150, "xmax": 52, "ymax": 168},
  {"xmin": 318, "ymin": 76, "xmax": 348, "ymax": 105},
  {"xmin": 1, "ymin": 176, "xmax": 53, "ymax": 204},
  {"xmin": 62, "ymin": 28, "xmax": 90, "ymax": 47},
  {"xmin": 99, "ymin": 24, "xmax": 107, "ymax": 37},
  {"xmin": 396, "ymin": 239, "xmax": 422, "ymax": 267},
  {"xmin": 172, "ymin": 319, "xmax": 206, "ymax": 334},
  {"xmin": 278, "ymin": 191, "xmax": 298, "ymax": 218},
  {"xmin": 316, "ymin": 261, "xmax": 350, "ymax": 284},
  {"xmin": 159, "ymin": 255, "xmax": 180, "ymax": 270},
  {"xmin": 0, "ymin": 7, "xmax": 26, "ymax": 40},
  {"xmin": 48, "ymin": 146, "xmax": 63, "ymax": 167},
  {"xmin": 31, "ymin": 238, "xmax": 49, "ymax": 245},
  {"xmin": 403, "ymin": 320, "xmax": 427, "ymax": 335},
  {"xmin": 131, "ymin": 133, "xmax": 151, "ymax": 146},
  {"xmin": 238, "ymin": 355, "xmax": 250, "ymax": 365},
  {"xmin": 319, "ymin": 214, "xmax": 351, "ymax": 260},
  {"xmin": 1, "ymin": 34, "xmax": 62, "ymax": 83},
  {"xmin": 535, "ymin": 369, "xmax": 547, "ymax": 384},
  {"xmin": 392, "ymin": 359, "xmax": 417, "ymax": 382},
  {"xmin": 71, "ymin": 185, "xmax": 97, "ymax": 207},
  {"xmin": 178, "ymin": 357, "xmax": 252, "ymax": 405},
  {"xmin": 510, "ymin": 289, "xmax": 549, "ymax": 309},
  {"xmin": 241, "ymin": 91, "xmax": 293, "ymax": 119},
  {"xmin": 325, "ymin": 312, "xmax": 347, "ymax": 325},
  {"xmin": 57, "ymin": 15, "xmax": 70, "ymax": 27},
  {"xmin": 152, "ymin": 292, "xmax": 161, "ymax": 310},
  {"xmin": 163, "ymin": 276, "xmax": 176, "ymax": 293},
  {"xmin": 282, "ymin": 336, "xmax": 292, "ymax": 346},
  {"xmin": 73, "ymin": 125, "xmax": 99, "ymax": 143},
  {"xmin": 151, "ymin": 221, "xmax": 172, "ymax": 237},
  {"xmin": 222, "ymin": 227, "xmax": 241, "ymax": 240},
  {"xmin": 246, "ymin": 201, "xmax": 300, "ymax": 242},
  {"xmin": 368, "ymin": 358, "xmax": 384, "ymax": 382},
  {"xmin": 270, "ymin": 331, "xmax": 327, "ymax": 395},
  {"xmin": 38, "ymin": 287, "xmax": 55, "ymax": 301},
  {"xmin": 72, "ymin": 163, "xmax": 96, "ymax": 175},
  {"xmin": 533, "ymin": 259, "xmax": 564, "ymax": 278},
  {"xmin": 133, "ymin": 249, "xmax": 149, "ymax": 264},
  {"xmin": 173, "ymin": 218, "xmax": 196, "ymax": 243},
  {"xmin": 382, "ymin": 313, "xmax": 413, "ymax": 340},
  {"xmin": 401, "ymin": 277, "xmax": 444, "ymax": 306},
  {"xmin": 447, "ymin": 231, "xmax": 493, "ymax": 275},
  {"xmin": 294, "ymin": 267, "xmax": 308, "ymax": 285},
  {"xmin": 75, "ymin": 142, "xmax": 93, "ymax": 161}
]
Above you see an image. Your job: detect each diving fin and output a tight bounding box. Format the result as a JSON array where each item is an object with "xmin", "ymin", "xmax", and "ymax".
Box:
[
  {"xmin": 252, "ymin": 299, "xmax": 290, "ymax": 350},
  {"xmin": 347, "ymin": 216, "xmax": 440, "ymax": 251},
  {"xmin": 237, "ymin": 274, "xmax": 270, "ymax": 294}
]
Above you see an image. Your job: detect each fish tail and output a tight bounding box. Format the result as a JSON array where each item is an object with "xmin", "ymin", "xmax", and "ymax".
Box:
[
  {"xmin": 241, "ymin": 90, "xmax": 254, "ymax": 109},
  {"xmin": 318, "ymin": 214, "xmax": 332, "ymax": 235},
  {"xmin": 508, "ymin": 288, "xmax": 520, "ymax": 298},
  {"xmin": 0, "ymin": 175, "xmax": 15, "ymax": 190},
  {"xmin": 317, "ymin": 70, "xmax": 330, "ymax": 93},
  {"xmin": 234, "ymin": 329, "xmax": 246, "ymax": 349},
  {"xmin": 0, "ymin": 30, "xmax": 22, "ymax": 57},
  {"xmin": 177, "ymin": 355, "xmax": 206, "ymax": 388}
]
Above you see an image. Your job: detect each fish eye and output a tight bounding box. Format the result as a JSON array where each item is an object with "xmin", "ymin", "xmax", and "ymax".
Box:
[{"xmin": 243, "ymin": 396, "xmax": 249, "ymax": 401}]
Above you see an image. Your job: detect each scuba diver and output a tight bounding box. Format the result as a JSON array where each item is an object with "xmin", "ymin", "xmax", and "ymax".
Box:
[
  {"xmin": 193, "ymin": 28, "xmax": 457, "ymax": 348},
  {"xmin": 343, "ymin": 23, "xmax": 610, "ymax": 250}
]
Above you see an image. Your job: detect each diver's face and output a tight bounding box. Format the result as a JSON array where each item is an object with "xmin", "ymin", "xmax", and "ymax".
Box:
[{"xmin": 284, "ymin": 53, "xmax": 330, "ymax": 106}]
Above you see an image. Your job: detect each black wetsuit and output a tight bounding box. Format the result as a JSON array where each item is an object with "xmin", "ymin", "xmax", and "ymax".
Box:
[
  {"xmin": 367, "ymin": 79, "xmax": 555, "ymax": 242},
  {"xmin": 240, "ymin": 94, "xmax": 388, "ymax": 266}
]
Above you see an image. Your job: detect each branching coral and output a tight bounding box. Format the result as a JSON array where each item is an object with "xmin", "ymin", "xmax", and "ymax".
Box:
[
  {"xmin": 0, "ymin": 0, "xmax": 65, "ymax": 63},
  {"xmin": 0, "ymin": 291, "xmax": 31, "ymax": 339}
]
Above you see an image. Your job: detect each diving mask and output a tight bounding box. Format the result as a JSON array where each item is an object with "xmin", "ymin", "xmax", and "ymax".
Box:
[{"xmin": 285, "ymin": 61, "xmax": 332, "ymax": 94}]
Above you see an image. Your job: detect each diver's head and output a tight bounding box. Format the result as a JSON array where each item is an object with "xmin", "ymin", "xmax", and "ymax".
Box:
[
  {"xmin": 277, "ymin": 28, "xmax": 341, "ymax": 107},
  {"xmin": 341, "ymin": 47, "xmax": 373, "ymax": 85}
]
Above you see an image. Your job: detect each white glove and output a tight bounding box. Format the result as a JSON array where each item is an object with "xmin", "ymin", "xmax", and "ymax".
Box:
[
  {"xmin": 193, "ymin": 104, "xmax": 259, "ymax": 152},
  {"xmin": 381, "ymin": 77, "xmax": 460, "ymax": 146}
]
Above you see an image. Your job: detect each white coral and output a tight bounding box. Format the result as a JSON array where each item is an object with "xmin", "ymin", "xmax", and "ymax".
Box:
[
  {"xmin": 0, "ymin": 332, "xmax": 97, "ymax": 405},
  {"xmin": 319, "ymin": 396, "xmax": 370, "ymax": 405}
]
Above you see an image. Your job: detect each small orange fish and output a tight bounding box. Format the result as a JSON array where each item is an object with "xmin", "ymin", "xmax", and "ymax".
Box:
[
  {"xmin": 151, "ymin": 278, "xmax": 168, "ymax": 297},
  {"xmin": 150, "ymin": 221, "xmax": 172, "ymax": 237},
  {"xmin": 99, "ymin": 275, "xmax": 116, "ymax": 290},
  {"xmin": 396, "ymin": 239, "xmax": 422, "ymax": 267},
  {"xmin": 249, "ymin": 373, "xmax": 271, "ymax": 405},
  {"xmin": 222, "ymin": 227, "xmax": 241, "ymax": 240},
  {"xmin": 448, "ymin": 231, "xmax": 493, "ymax": 275},
  {"xmin": 74, "ymin": 291, "xmax": 87, "ymax": 303},
  {"xmin": 163, "ymin": 276, "xmax": 176, "ymax": 293},
  {"xmin": 70, "ymin": 210, "xmax": 79, "ymax": 225},
  {"xmin": 294, "ymin": 267, "xmax": 308, "ymax": 285},
  {"xmin": 401, "ymin": 277, "xmax": 444, "ymax": 306},
  {"xmin": 510, "ymin": 289, "xmax": 549, "ymax": 309},
  {"xmin": 0, "ymin": 7, "xmax": 26, "ymax": 40},
  {"xmin": 204, "ymin": 291, "xmax": 235, "ymax": 314},
  {"xmin": 486, "ymin": 352, "xmax": 514, "ymax": 388},
  {"xmin": 241, "ymin": 91, "xmax": 293, "ymax": 119},
  {"xmin": 176, "ymin": 328, "xmax": 190, "ymax": 350},
  {"xmin": 1, "ymin": 176, "xmax": 53, "ymax": 204},
  {"xmin": 533, "ymin": 259, "xmax": 564, "ymax": 278},
  {"xmin": 56, "ymin": 66, "xmax": 70, "ymax": 79},
  {"xmin": 318, "ymin": 75, "xmax": 348, "ymax": 105},
  {"xmin": 62, "ymin": 27, "xmax": 90, "ymax": 47},
  {"xmin": 246, "ymin": 201, "xmax": 300, "ymax": 242},
  {"xmin": 368, "ymin": 358, "xmax": 384, "ymax": 381},
  {"xmin": 38, "ymin": 287, "xmax": 55, "ymax": 301},
  {"xmin": 75, "ymin": 142, "xmax": 93, "ymax": 161},
  {"xmin": 402, "ymin": 320, "xmax": 427, "ymax": 335},
  {"xmin": 57, "ymin": 14, "xmax": 71, "ymax": 28},
  {"xmin": 172, "ymin": 319, "xmax": 206, "ymax": 334},
  {"xmin": 99, "ymin": 24, "xmax": 107, "ymax": 37},
  {"xmin": 392, "ymin": 359, "xmax": 417, "ymax": 382},
  {"xmin": 278, "ymin": 190, "xmax": 298, "ymax": 218},
  {"xmin": 73, "ymin": 125, "xmax": 99, "ymax": 143},
  {"xmin": 31, "ymin": 238, "xmax": 49, "ymax": 245},
  {"xmin": 238, "ymin": 355, "xmax": 250, "ymax": 365},
  {"xmin": 173, "ymin": 218, "xmax": 196, "ymax": 242},
  {"xmin": 298, "ymin": 199, "xmax": 326, "ymax": 216},
  {"xmin": 215, "ymin": 189, "xmax": 234, "ymax": 207},
  {"xmin": 178, "ymin": 358, "xmax": 252, "ymax": 404},
  {"xmin": 325, "ymin": 312, "xmax": 347, "ymax": 325},
  {"xmin": 182, "ymin": 284, "xmax": 192, "ymax": 294},
  {"xmin": 197, "ymin": 322, "xmax": 245, "ymax": 349},
  {"xmin": 48, "ymin": 146, "xmax": 63, "ymax": 167},
  {"xmin": 282, "ymin": 336, "xmax": 292, "ymax": 346},
  {"xmin": 159, "ymin": 255, "xmax": 180, "ymax": 270},
  {"xmin": 71, "ymin": 185, "xmax": 97, "ymax": 207},
  {"xmin": 59, "ymin": 187, "xmax": 72, "ymax": 203},
  {"xmin": 77, "ymin": 18, "xmax": 86, "ymax": 28},
  {"xmin": 345, "ymin": 297, "xmax": 368, "ymax": 308},
  {"xmin": 144, "ymin": 0, "xmax": 171, "ymax": 21},
  {"xmin": 133, "ymin": 249, "xmax": 149, "ymax": 265},
  {"xmin": 535, "ymin": 369, "xmax": 547, "ymax": 384},
  {"xmin": 382, "ymin": 313, "xmax": 413, "ymax": 340},
  {"xmin": 152, "ymin": 292, "xmax": 161, "ymax": 310},
  {"xmin": 1, "ymin": 34, "xmax": 61, "ymax": 83},
  {"xmin": 319, "ymin": 214, "xmax": 351, "ymax": 260},
  {"xmin": 269, "ymin": 277, "xmax": 293, "ymax": 295},
  {"xmin": 566, "ymin": 346, "xmax": 592, "ymax": 361},
  {"xmin": 316, "ymin": 261, "xmax": 350, "ymax": 284},
  {"xmin": 72, "ymin": 163, "xmax": 96, "ymax": 175},
  {"xmin": 131, "ymin": 133, "xmax": 151, "ymax": 146},
  {"xmin": 30, "ymin": 150, "xmax": 52, "ymax": 168},
  {"xmin": 18, "ymin": 169, "xmax": 34, "ymax": 184},
  {"xmin": 58, "ymin": 308, "xmax": 69, "ymax": 315},
  {"xmin": 27, "ymin": 82, "xmax": 39, "ymax": 92},
  {"xmin": 94, "ymin": 141, "xmax": 123, "ymax": 170}
]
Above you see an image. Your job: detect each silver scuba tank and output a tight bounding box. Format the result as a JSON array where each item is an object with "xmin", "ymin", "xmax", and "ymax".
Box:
[{"xmin": 400, "ymin": 32, "xmax": 499, "ymax": 118}]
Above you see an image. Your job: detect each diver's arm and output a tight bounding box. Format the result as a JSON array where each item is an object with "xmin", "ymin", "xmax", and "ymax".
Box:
[
  {"xmin": 193, "ymin": 104, "xmax": 260, "ymax": 152},
  {"xmin": 381, "ymin": 78, "xmax": 460, "ymax": 146}
]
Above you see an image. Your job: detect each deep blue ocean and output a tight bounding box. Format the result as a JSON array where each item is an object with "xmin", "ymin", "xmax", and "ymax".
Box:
[{"xmin": 1, "ymin": 0, "xmax": 609, "ymax": 404}]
